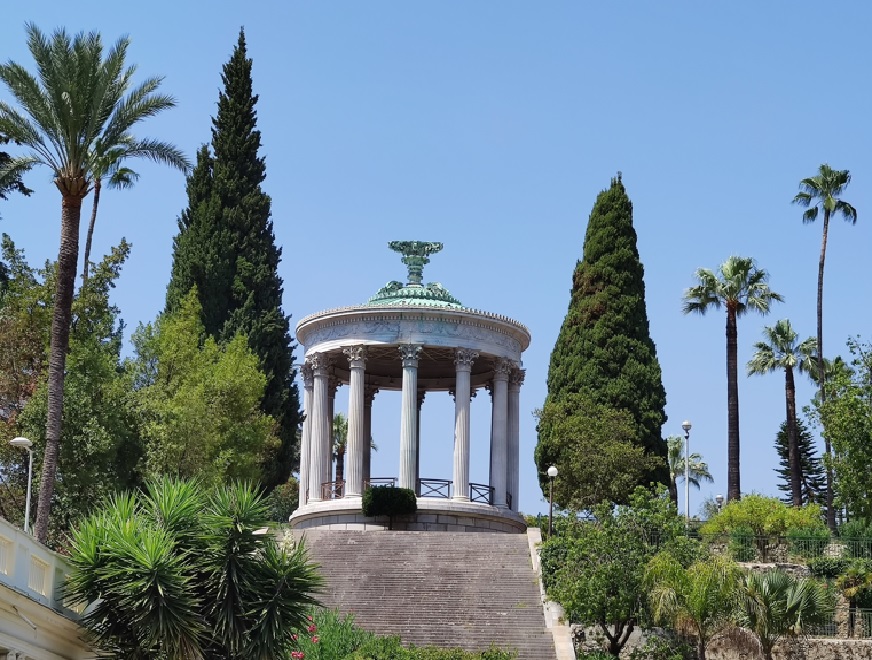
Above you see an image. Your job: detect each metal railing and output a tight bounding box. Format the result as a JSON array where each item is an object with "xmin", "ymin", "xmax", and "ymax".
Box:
[
  {"xmin": 418, "ymin": 478, "xmax": 452, "ymax": 498},
  {"xmin": 364, "ymin": 477, "xmax": 397, "ymax": 488},
  {"xmin": 321, "ymin": 480, "xmax": 345, "ymax": 499},
  {"xmin": 808, "ymin": 608, "xmax": 872, "ymax": 639},
  {"xmin": 469, "ymin": 482, "xmax": 494, "ymax": 504}
]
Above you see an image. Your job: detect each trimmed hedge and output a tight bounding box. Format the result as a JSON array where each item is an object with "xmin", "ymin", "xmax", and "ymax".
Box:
[{"xmin": 362, "ymin": 486, "xmax": 417, "ymax": 518}]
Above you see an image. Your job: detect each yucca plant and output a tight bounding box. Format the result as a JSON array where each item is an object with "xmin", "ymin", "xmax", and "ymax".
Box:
[{"xmin": 66, "ymin": 477, "xmax": 322, "ymax": 659}]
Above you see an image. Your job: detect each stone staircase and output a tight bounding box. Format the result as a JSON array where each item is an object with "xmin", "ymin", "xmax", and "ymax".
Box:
[{"xmin": 295, "ymin": 530, "xmax": 557, "ymax": 659}]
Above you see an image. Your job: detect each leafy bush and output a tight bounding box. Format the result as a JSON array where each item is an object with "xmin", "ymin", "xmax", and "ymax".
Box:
[
  {"xmin": 787, "ymin": 526, "xmax": 831, "ymax": 559},
  {"xmin": 700, "ymin": 494, "xmax": 825, "ymax": 539},
  {"xmin": 346, "ymin": 637, "xmax": 516, "ymax": 659},
  {"xmin": 362, "ymin": 486, "xmax": 417, "ymax": 519},
  {"xmin": 838, "ymin": 520, "xmax": 872, "ymax": 559},
  {"xmin": 808, "ymin": 556, "xmax": 851, "ymax": 579},
  {"xmin": 265, "ymin": 477, "xmax": 299, "ymax": 522},
  {"xmin": 577, "ymin": 652, "xmax": 614, "ymax": 660},
  {"xmin": 729, "ymin": 525, "xmax": 756, "ymax": 562},
  {"xmin": 291, "ymin": 610, "xmax": 375, "ymax": 659}
]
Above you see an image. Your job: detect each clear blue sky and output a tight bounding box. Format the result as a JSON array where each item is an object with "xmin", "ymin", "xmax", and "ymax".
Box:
[{"xmin": 2, "ymin": 3, "xmax": 870, "ymax": 516}]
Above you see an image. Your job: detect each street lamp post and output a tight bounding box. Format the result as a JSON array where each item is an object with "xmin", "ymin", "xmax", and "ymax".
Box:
[
  {"xmin": 9, "ymin": 437, "xmax": 33, "ymax": 534},
  {"xmin": 715, "ymin": 493, "xmax": 724, "ymax": 513},
  {"xmin": 547, "ymin": 465, "xmax": 558, "ymax": 539},
  {"xmin": 682, "ymin": 420, "xmax": 692, "ymax": 531}
]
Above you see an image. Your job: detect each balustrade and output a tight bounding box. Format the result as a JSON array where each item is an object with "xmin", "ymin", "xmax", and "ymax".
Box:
[
  {"xmin": 418, "ymin": 478, "xmax": 452, "ymax": 499},
  {"xmin": 469, "ymin": 482, "xmax": 494, "ymax": 504}
]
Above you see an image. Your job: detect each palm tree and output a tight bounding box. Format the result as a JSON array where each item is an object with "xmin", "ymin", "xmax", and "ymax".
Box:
[
  {"xmin": 666, "ymin": 435, "xmax": 714, "ymax": 508},
  {"xmin": 683, "ymin": 256, "xmax": 783, "ymax": 502},
  {"xmin": 737, "ymin": 569, "xmax": 834, "ymax": 660},
  {"xmin": 0, "ymin": 25, "xmax": 187, "ymax": 541},
  {"xmin": 332, "ymin": 412, "xmax": 349, "ymax": 486},
  {"xmin": 793, "ymin": 164, "xmax": 857, "ymax": 530},
  {"xmin": 66, "ymin": 478, "xmax": 322, "ymax": 658},
  {"xmin": 645, "ymin": 553, "xmax": 740, "ymax": 660},
  {"xmin": 747, "ymin": 320, "xmax": 816, "ymax": 508}
]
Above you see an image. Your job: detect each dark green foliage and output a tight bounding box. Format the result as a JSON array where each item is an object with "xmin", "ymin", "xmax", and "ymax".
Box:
[
  {"xmin": 808, "ymin": 556, "xmax": 852, "ymax": 579},
  {"xmin": 165, "ymin": 30, "xmax": 300, "ymax": 490},
  {"xmin": 786, "ymin": 527, "xmax": 831, "ymax": 559},
  {"xmin": 362, "ymin": 486, "xmax": 417, "ymax": 518},
  {"xmin": 66, "ymin": 478, "xmax": 322, "ymax": 658},
  {"xmin": 774, "ymin": 418, "xmax": 825, "ymax": 505},
  {"xmin": 728, "ymin": 526, "xmax": 756, "ymax": 562},
  {"xmin": 539, "ymin": 175, "xmax": 667, "ymax": 497},
  {"xmin": 265, "ymin": 477, "xmax": 300, "ymax": 522},
  {"xmin": 0, "ymin": 135, "xmax": 31, "ymax": 212},
  {"xmin": 290, "ymin": 609, "xmax": 376, "ymax": 659},
  {"xmin": 346, "ymin": 637, "xmax": 516, "ymax": 659}
]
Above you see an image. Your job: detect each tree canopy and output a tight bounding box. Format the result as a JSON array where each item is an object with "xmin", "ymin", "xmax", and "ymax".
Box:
[
  {"xmin": 165, "ymin": 30, "xmax": 299, "ymax": 491},
  {"xmin": 539, "ymin": 175, "xmax": 667, "ymax": 499}
]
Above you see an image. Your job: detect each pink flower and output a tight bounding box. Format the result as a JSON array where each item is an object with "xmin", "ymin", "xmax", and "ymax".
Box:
[
  {"xmin": 292, "ymin": 634, "xmax": 298, "ymax": 641},
  {"xmin": 307, "ymin": 625, "xmax": 316, "ymax": 633},
  {"xmin": 291, "ymin": 653, "xmax": 304, "ymax": 660},
  {"xmin": 311, "ymin": 636, "xmax": 320, "ymax": 643},
  {"xmin": 307, "ymin": 615, "xmax": 314, "ymax": 621}
]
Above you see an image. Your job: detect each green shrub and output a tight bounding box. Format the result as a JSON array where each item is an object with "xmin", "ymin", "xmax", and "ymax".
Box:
[
  {"xmin": 577, "ymin": 652, "xmax": 614, "ymax": 660},
  {"xmin": 346, "ymin": 637, "xmax": 516, "ymax": 659},
  {"xmin": 362, "ymin": 486, "xmax": 417, "ymax": 521},
  {"xmin": 291, "ymin": 609, "xmax": 375, "ymax": 659},
  {"xmin": 787, "ymin": 526, "xmax": 831, "ymax": 560},
  {"xmin": 808, "ymin": 556, "xmax": 851, "ymax": 579},
  {"xmin": 838, "ymin": 521, "xmax": 872, "ymax": 559},
  {"xmin": 729, "ymin": 525, "xmax": 756, "ymax": 562},
  {"xmin": 700, "ymin": 494, "xmax": 825, "ymax": 539}
]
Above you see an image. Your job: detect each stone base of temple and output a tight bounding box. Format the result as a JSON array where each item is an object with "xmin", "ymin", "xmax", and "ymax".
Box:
[{"xmin": 290, "ymin": 498, "xmax": 527, "ymax": 533}]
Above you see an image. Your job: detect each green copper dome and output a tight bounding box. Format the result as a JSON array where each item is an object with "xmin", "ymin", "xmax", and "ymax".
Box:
[{"xmin": 365, "ymin": 241, "xmax": 463, "ymax": 308}]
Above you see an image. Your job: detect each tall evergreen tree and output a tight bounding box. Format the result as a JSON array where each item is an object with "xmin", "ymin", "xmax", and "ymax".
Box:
[
  {"xmin": 0, "ymin": 135, "xmax": 31, "ymax": 213},
  {"xmin": 537, "ymin": 174, "xmax": 667, "ymax": 497},
  {"xmin": 774, "ymin": 418, "xmax": 825, "ymax": 505},
  {"xmin": 166, "ymin": 30, "xmax": 300, "ymax": 490}
]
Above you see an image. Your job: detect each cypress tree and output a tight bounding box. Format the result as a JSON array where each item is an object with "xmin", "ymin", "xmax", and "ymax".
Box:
[
  {"xmin": 774, "ymin": 418, "xmax": 825, "ymax": 505},
  {"xmin": 536, "ymin": 174, "xmax": 667, "ymax": 498},
  {"xmin": 166, "ymin": 30, "xmax": 300, "ymax": 490}
]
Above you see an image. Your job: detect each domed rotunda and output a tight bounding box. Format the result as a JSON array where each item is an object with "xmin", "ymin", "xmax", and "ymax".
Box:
[{"xmin": 290, "ymin": 241, "xmax": 531, "ymax": 533}]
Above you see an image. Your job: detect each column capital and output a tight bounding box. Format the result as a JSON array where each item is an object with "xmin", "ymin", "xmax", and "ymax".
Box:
[
  {"xmin": 454, "ymin": 348, "xmax": 479, "ymax": 371},
  {"xmin": 493, "ymin": 358, "xmax": 513, "ymax": 381},
  {"xmin": 328, "ymin": 375, "xmax": 340, "ymax": 398},
  {"xmin": 364, "ymin": 384, "xmax": 379, "ymax": 404},
  {"xmin": 309, "ymin": 352, "xmax": 331, "ymax": 376},
  {"xmin": 509, "ymin": 367, "xmax": 526, "ymax": 390},
  {"xmin": 399, "ymin": 344, "xmax": 423, "ymax": 367},
  {"xmin": 417, "ymin": 390, "xmax": 426, "ymax": 409},
  {"xmin": 343, "ymin": 345, "xmax": 368, "ymax": 369},
  {"xmin": 449, "ymin": 388, "xmax": 477, "ymax": 402},
  {"xmin": 301, "ymin": 361, "xmax": 315, "ymax": 388}
]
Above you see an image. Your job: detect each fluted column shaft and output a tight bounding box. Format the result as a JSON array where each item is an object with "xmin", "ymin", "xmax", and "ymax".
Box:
[
  {"xmin": 398, "ymin": 345, "xmax": 422, "ymax": 491},
  {"xmin": 299, "ymin": 362, "xmax": 315, "ymax": 506},
  {"xmin": 308, "ymin": 354, "xmax": 330, "ymax": 502},
  {"xmin": 416, "ymin": 391, "xmax": 425, "ymax": 494},
  {"xmin": 363, "ymin": 385, "xmax": 378, "ymax": 486},
  {"xmin": 344, "ymin": 346, "xmax": 367, "ymax": 497},
  {"xmin": 490, "ymin": 359, "xmax": 511, "ymax": 508},
  {"xmin": 507, "ymin": 368, "xmax": 525, "ymax": 512},
  {"xmin": 452, "ymin": 348, "xmax": 478, "ymax": 501}
]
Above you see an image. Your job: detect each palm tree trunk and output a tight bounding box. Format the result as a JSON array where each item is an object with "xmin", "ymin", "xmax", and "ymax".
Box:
[
  {"xmin": 35, "ymin": 189, "xmax": 83, "ymax": 543},
  {"xmin": 668, "ymin": 478, "xmax": 678, "ymax": 508},
  {"xmin": 818, "ymin": 210, "xmax": 836, "ymax": 530},
  {"xmin": 726, "ymin": 306, "xmax": 741, "ymax": 501},
  {"xmin": 81, "ymin": 177, "xmax": 101, "ymax": 285},
  {"xmin": 785, "ymin": 366, "xmax": 802, "ymax": 507}
]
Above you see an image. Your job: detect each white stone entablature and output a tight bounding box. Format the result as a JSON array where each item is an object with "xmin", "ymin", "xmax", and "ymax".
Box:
[{"xmin": 297, "ymin": 305, "xmax": 530, "ymax": 364}]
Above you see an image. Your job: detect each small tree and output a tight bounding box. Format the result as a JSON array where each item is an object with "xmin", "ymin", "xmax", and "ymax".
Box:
[
  {"xmin": 66, "ymin": 478, "xmax": 322, "ymax": 658},
  {"xmin": 736, "ymin": 569, "xmax": 834, "ymax": 660},
  {"xmin": 774, "ymin": 418, "xmax": 825, "ymax": 506},
  {"xmin": 645, "ymin": 553, "xmax": 740, "ymax": 660},
  {"xmin": 543, "ymin": 487, "xmax": 696, "ymax": 656},
  {"xmin": 666, "ymin": 435, "xmax": 713, "ymax": 508}
]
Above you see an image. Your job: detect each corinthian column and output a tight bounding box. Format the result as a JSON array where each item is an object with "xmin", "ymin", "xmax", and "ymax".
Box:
[
  {"xmin": 326, "ymin": 373, "xmax": 339, "ymax": 488},
  {"xmin": 308, "ymin": 353, "xmax": 330, "ymax": 502},
  {"xmin": 489, "ymin": 358, "xmax": 511, "ymax": 508},
  {"xmin": 398, "ymin": 345, "xmax": 422, "ymax": 491},
  {"xmin": 298, "ymin": 361, "xmax": 315, "ymax": 506},
  {"xmin": 452, "ymin": 348, "xmax": 478, "ymax": 501},
  {"xmin": 343, "ymin": 346, "xmax": 367, "ymax": 498},
  {"xmin": 507, "ymin": 367, "xmax": 525, "ymax": 512}
]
